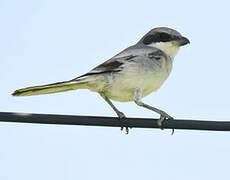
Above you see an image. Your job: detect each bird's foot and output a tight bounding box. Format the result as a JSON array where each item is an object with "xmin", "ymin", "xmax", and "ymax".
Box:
[
  {"xmin": 157, "ymin": 113, "xmax": 174, "ymax": 135},
  {"xmin": 117, "ymin": 111, "xmax": 126, "ymax": 119},
  {"xmin": 117, "ymin": 112, "xmax": 131, "ymax": 134},
  {"xmin": 121, "ymin": 126, "xmax": 131, "ymax": 134}
]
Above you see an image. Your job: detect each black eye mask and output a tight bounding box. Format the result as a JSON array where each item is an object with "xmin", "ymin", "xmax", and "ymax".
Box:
[{"xmin": 143, "ymin": 32, "xmax": 172, "ymax": 45}]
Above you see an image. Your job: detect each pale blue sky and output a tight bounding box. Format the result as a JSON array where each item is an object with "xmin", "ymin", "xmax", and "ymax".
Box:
[{"xmin": 1, "ymin": 0, "xmax": 230, "ymax": 180}]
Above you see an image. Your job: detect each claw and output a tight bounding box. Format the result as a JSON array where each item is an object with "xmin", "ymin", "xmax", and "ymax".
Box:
[
  {"xmin": 125, "ymin": 127, "xmax": 129, "ymax": 134},
  {"xmin": 157, "ymin": 114, "xmax": 175, "ymax": 135},
  {"xmin": 171, "ymin": 129, "xmax": 175, "ymax": 135},
  {"xmin": 121, "ymin": 126, "xmax": 131, "ymax": 134},
  {"xmin": 117, "ymin": 113, "xmax": 131, "ymax": 134}
]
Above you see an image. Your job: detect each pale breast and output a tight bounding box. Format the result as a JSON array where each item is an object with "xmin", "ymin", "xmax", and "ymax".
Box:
[{"xmin": 103, "ymin": 55, "xmax": 172, "ymax": 102}]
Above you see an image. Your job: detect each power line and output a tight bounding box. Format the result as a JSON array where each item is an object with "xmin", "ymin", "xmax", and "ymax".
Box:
[{"xmin": 0, "ymin": 112, "xmax": 230, "ymax": 132}]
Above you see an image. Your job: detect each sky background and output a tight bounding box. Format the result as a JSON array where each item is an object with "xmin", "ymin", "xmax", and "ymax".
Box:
[{"xmin": 1, "ymin": 0, "xmax": 230, "ymax": 179}]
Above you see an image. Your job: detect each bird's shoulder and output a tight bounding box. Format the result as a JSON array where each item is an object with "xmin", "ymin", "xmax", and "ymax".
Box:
[{"xmin": 115, "ymin": 44, "xmax": 168, "ymax": 60}]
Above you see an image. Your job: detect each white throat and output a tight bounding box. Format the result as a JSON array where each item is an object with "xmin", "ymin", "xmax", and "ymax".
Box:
[{"xmin": 148, "ymin": 42, "xmax": 180, "ymax": 60}]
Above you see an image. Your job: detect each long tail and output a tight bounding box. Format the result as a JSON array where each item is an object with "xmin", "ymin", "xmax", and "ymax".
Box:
[{"xmin": 12, "ymin": 80, "xmax": 87, "ymax": 96}]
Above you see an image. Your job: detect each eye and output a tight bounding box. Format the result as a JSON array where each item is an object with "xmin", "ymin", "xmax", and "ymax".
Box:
[{"xmin": 143, "ymin": 32, "xmax": 172, "ymax": 45}]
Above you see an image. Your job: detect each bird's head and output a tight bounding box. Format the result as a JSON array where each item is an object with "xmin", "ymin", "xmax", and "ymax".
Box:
[{"xmin": 139, "ymin": 27, "xmax": 190, "ymax": 59}]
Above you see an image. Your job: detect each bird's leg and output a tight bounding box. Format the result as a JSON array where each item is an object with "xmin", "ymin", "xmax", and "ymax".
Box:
[
  {"xmin": 133, "ymin": 88, "xmax": 174, "ymax": 132},
  {"xmin": 100, "ymin": 93, "xmax": 130, "ymax": 134}
]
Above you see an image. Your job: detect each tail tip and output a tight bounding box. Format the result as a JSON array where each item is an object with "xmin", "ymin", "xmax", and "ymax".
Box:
[{"xmin": 12, "ymin": 90, "xmax": 20, "ymax": 96}]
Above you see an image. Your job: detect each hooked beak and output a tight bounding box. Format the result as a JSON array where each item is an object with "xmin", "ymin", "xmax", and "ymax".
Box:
[{"xmin": 176, "ymin": 36, "xmax": 190, "ymax": 46}]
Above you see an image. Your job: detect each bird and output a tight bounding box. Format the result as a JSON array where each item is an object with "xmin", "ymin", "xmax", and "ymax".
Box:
[{"xmin": 12, "ymin": 27, "xmax": 190, "ymax": 133}]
